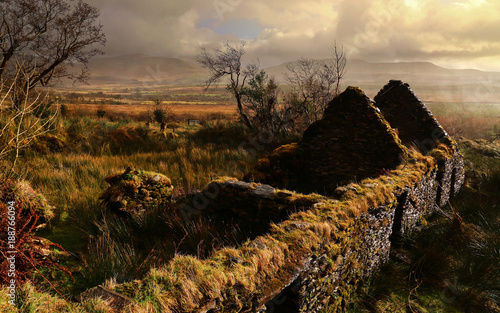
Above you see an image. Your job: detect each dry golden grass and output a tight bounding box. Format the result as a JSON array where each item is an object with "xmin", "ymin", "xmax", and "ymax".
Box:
[
  {"xmin": 67, "ymin": 103, "xmax": 238, "ymax": 121},
  {"xmin": 427, "ymin": 102, "xmax": 500, "ymax": 139},
  {"xmin": 436, "ymin": 114, "xmax": 500, "ymax": 139}
]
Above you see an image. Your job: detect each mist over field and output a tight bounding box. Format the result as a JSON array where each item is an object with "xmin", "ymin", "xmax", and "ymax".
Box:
[{"xmin": 75, "ymin": 54, "xmax": 500, "ymax": 104}]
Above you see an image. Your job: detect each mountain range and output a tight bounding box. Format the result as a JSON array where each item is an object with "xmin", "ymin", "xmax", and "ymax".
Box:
[{"xmin": 81, "ymin": 54, "xmax": 500, "ymax": 103}]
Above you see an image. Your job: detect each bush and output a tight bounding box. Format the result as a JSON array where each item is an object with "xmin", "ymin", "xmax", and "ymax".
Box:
[
  {"xmin": 153, "ymin": 107, "xmax": 167, "ymax": 124},
  {"xmin": 60, "ymin": 104, "xmax": 69, "ymax": 117},
  {"xmin": 97, "ymin": 109, "xmax": 106, "ymax": 119}
]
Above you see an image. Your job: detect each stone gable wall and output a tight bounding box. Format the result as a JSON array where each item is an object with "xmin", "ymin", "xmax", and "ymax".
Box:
[
  {"xmin": 300, "ymin": 87, "xmax": 407, "ymax": 193},
  {"xmin": 374, "ymin": 80, "xmax": 453, "ymax": 153}
]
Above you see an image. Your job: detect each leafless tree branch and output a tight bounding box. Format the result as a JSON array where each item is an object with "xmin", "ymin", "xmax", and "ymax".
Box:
[
  {"xmin": 197, "ymin": 42, "xmax": 257, "ymax": 129},
  {"xmin": 0, "ymin": 0, "xmax": 106, "ymax": 98}
]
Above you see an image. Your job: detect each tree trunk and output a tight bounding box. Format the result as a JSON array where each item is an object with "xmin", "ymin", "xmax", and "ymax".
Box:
[{"xmin": 236, "ymin": 94, "xmax": 253, "ymax": 129}]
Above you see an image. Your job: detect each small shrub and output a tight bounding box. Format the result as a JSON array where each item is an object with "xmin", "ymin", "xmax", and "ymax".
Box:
[
  {"xmin": 33, "ymin": 100, "xmax": 55, "ymax": 119},
  {"xmin": 97, "ymin": 109, "xmax": 107, "ymax": 119},
  {"xmin": 60, "ymin": 104, "xmax": 69, "ymax": 117}
]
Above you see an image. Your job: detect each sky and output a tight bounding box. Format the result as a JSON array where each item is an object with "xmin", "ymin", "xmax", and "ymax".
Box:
[{"xmin": 84, "ymin": 0, "xmax": 500, "ymax": 71}]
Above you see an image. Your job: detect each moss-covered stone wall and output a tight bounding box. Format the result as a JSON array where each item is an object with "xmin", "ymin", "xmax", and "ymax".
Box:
[
  {"xmin": 85, "ymin": 82, "xmax": 464, "ymax": 313},
  {"xmin": 373, "ymin": 80, "xmax": 464, "ymax": 206}
]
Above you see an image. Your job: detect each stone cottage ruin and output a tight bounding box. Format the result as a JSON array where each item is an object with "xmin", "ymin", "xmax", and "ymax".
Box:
[{"xmin": 93, "ymin": 80, "xmax": 465, "ymax": 313}]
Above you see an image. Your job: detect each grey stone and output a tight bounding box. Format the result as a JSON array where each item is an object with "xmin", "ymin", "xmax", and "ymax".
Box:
[{"xmin": 249, "ymin": 184, "xmax": 276, "ymax": 199}]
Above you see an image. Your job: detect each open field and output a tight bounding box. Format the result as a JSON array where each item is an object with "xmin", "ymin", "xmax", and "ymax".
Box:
[
  {"xmin": 66, "ymin": 103, "xmax": 238, "ymax": 121},
  {"xmin": 427, "ymin": 102, "xmax": 500, "ymax": 139},
  {"xmin": 55, "ymin": 85, "xmax": 500, "ymax": 140}
]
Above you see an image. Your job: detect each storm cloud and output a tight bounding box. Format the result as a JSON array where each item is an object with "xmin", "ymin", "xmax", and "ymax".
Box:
[{"xmin": 85, "ymin": 0, "xmax": 500, "ymax": 70}]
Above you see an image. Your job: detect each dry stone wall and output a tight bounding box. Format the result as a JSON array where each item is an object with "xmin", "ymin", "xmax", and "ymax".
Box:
[
  {"xmin": 254, "ymin": 81, "xmax": 465, "ymax": 312},
  {"xmin": 266, "ymin": 203, "xmax": 398, "ymax": 313},
  {"xmin": 374, "ymin": 80, "xmax": 464, "ymax": 206},
  {"xmin": 300, "ymin": 87, "xmax": 407, "ymax": 193},
  {"xmin": 374, "ymin": 80, "xmax": 453, "ymax": 153},
  {"xmin": 101, "ymin": 81, "xmax": 464, "ymax": 313}
]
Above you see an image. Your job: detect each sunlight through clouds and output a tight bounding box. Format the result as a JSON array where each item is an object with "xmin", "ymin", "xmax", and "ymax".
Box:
[
  {"xmin": 85, "ymin": 0, "xmax": 500, "ymax": 71},
  {"xmin": 404, "ymin": 0, "xmax": 420, "ymax": 9}
]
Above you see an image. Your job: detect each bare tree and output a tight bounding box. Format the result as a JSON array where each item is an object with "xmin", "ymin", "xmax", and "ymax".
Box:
[
  {"xmin": 197, "ymin": 42, "xmax": 258, "ymax": 129},
  {"xmin": 240, "ymin": 70, "xmax": 293, "ymax": 135},
  {"xmin": 197, "ymin": 41, "xmax": 347, "ymax": 134},
  {"xmin": 285, "ymin": 42, "xmax": 347, "ymax": 129},
  {"xmin": 0, "ymin": 0, "xmax": 106, "ymax": 98},
  {"xmin": 0, "ymin": 64, "xmax": 59, "ymax": 176},
  {"xmin": 285, "ymin": 58, "xmax": 330, "ymax": 127},
  {"xmin": 331, "ymin": 41, "xmax": 347, "ymax": 95}
]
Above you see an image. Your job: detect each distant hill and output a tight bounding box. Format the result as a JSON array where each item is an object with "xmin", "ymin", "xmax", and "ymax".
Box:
[
  {"xmin": 84, "ymin": 54, "xmax": 207, "ymax": 86},
  {"xmin": 266, "ymin": 59, "xmax": 492, "ymax": 82},
  {"xmin": 79, "ymin": 54, "xmax": 500, "ymax": 103},
  {"xmin": 266, "ymin": 59, "xmax": 500, "ymax": 102}
]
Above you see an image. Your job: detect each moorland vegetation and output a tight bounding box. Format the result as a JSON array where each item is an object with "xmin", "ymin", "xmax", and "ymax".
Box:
[{"xmin": 0, "ymin": 1, "xmax": 498, "ymax": 311}]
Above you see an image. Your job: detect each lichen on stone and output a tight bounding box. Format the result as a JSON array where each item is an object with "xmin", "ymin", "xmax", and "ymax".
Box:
[{"xmin": 100, "ymin": 167, "xmax": 174, "ymax": 216}]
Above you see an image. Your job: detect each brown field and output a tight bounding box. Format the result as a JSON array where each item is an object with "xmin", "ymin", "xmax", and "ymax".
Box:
[
  {"xmin": 56, "ymin": 84, "xmax": 500, "ymax": 139},
  {"xmin": 67, "ymin": 103, "xmax": 238, "ymax": 121}
]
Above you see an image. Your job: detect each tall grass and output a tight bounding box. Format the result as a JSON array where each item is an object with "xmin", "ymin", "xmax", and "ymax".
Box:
[
  {"xmin": 80, "ymin": 205, "xmax": 248, "ymax": 289},
  {"xmin": 3, "ymin": 117, "xmax": 274, "ymax": 293}
]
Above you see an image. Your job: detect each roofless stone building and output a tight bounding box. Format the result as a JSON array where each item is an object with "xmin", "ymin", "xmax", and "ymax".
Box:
[{"xmin": 85, "ymin": 81, "xmax": 464, "ymax": 313}]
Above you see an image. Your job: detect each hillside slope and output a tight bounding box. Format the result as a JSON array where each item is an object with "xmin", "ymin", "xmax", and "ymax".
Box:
[{"xmin": 85, "ymin": 54, "xmax": 207, "ymax": 85}]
